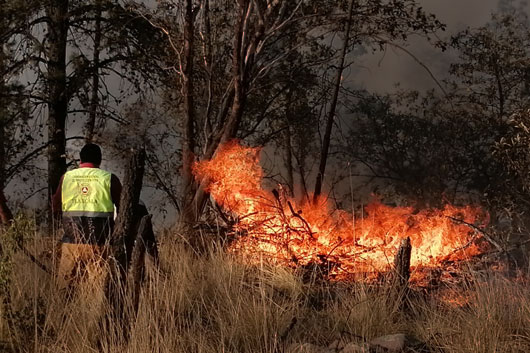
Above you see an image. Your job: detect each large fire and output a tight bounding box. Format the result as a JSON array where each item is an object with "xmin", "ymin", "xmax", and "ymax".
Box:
[{"xmin": 193, "ymin": 141, "xmax": 488, "ymax": 279}]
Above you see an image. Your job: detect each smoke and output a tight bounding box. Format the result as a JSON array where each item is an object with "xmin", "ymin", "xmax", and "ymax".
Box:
[{"xmin": 352, "ymin": 0, "xmax": 526, "ymax": 94}]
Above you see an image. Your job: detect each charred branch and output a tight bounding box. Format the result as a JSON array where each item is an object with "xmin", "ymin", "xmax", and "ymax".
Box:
[
  {"xmin": 446, "ymin": 216, "xmax": 503, "ymax": 252},
  {"xmin": 393, "ymin": 237, "xmax": 412, "ymax": 311}
]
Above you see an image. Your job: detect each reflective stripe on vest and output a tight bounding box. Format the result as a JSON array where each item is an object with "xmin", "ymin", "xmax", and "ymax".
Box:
[{"xmin": 61, "ymin": 168, "xmax": 114, "ymax": 217}]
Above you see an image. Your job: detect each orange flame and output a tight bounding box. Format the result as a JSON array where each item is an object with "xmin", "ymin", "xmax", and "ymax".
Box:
[{"xmin": 193, "ymin": 141, "xmax": 488, "ymax": 279}]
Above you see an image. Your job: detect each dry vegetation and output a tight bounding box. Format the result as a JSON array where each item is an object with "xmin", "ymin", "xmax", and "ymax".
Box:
[{"xmin": 0, "ymin": 219, "xmax": 529, "ymax": 353}]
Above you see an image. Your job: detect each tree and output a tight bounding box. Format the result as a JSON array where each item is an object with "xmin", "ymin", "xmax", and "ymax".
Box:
[
  {"xmin": 313, "ymin": 0, "xmax": 355, "ymax": 203},
  {"xmin": 310, "ymin": 0, "xmax": 446, "ymax": 203},
  {"xmin": 136, "ymin": 0, "xmax": 335, "ymax": 227},
  {"xmin": 0, "ymin": 0, "xmax": 40, "ymax": 225},
  {"xmin": 44, "ymin": 0, "xmax": 69, "ymax": 202},
  {"xmin": 342, "ymin": 90, "xmax": 482, "ymax": 207},
  {"xmin": 341, "ymin": 11, "xmax": 530, "ymax": 219},
  {"xmin": 13, "ymin": 0, "xmax": 164, "ymax": 227},
  {"xmin": 135, "ymin": 0, "xmax": 446, "ymax": 232}
]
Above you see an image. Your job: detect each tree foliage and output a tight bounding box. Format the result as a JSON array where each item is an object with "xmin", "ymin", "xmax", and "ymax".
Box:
[
  {"xmin": 342, "ymin": 11, "xmax": 530, "ymax": 227},
  {"xmin": 3, "ymin": 0, "xmax": 529, "ymax": 237}
]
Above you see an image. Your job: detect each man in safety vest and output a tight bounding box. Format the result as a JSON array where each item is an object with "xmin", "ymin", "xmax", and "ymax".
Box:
[{"xmin": 52, "ymin": 143, "xmax": 122, "ymax": 291}]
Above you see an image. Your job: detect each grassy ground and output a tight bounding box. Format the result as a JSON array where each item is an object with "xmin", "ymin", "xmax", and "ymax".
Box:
[{"xmin": 0, "ymin": 222, "xmax": 529, "ymax": 353}]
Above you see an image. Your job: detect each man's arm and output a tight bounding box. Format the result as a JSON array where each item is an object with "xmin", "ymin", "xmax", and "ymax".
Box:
[
  {"xmin": 111, "ymin": 174, "xmax": 122, "ymax": 211},
  {"xmin": 51, "ymin": 175, "xmax": 64, "ymax": 216}
]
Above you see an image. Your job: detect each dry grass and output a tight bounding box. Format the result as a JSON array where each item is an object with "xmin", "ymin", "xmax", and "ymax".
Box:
[{"xmin": 0, "ymin": 224, "xmax": 529, "ymax": 353}]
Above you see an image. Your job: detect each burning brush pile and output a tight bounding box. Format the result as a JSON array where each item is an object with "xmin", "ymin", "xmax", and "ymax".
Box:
[{"xmin": 193, "ymin": 141, "xmax": 489, "ymax": 282}]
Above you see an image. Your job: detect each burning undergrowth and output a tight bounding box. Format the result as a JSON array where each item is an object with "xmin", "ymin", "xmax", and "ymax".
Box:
[{"xmin": 193, "ymin": 141, "xmax": 489, "ymax": 281}]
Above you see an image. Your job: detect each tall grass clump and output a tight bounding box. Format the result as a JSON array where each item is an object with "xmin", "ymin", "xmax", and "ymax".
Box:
[
  {"xmin": 0, "ymin": 224, "xmax": 528, "ymax": 352},
  {"xmin": 414, "ymin": 274, "xmax": 530, "ymax": 353}
]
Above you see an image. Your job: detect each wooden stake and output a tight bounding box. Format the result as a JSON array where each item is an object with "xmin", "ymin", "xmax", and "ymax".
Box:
[{"xmin": 393, "ymin": 237, "xmax": 412, "ymax": 310}]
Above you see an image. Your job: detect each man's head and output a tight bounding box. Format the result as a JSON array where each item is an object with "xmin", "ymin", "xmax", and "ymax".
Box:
[{"xmin": 80, "ymin": 143, "xmax": 102, "ymax": 166}]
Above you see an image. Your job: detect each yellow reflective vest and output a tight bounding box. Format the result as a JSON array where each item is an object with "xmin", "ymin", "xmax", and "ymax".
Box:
[{"xmin": 61, "ymin": 168, "xmax": 114, "ymax": 218}]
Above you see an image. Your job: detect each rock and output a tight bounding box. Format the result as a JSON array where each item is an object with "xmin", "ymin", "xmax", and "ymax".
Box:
[
  {"xmin": 369, "ymin": 334, "xmax": 407, "ymax": 352},
  {"xmin": 327, "ymin": 339, "xmax": 369, "ymax": 353},
  {"xmin": 328, "ymin": 340, "xmax": 345, "ymax": 351},
  {"xmin": 286, "ymin": 343, "xmax": 333, "ymax": 353},
  {"xmin": 339, "ymin": 342, "xmax": 370, "ymax": 353}
]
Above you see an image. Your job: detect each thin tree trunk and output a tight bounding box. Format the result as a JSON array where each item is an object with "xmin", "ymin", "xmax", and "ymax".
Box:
[
  {"xmin": 283, "ymin": 87, "xmax": 295, "ymax": 197},
  {"xmin": 127, "ymin": 219, "xmax": 146, "ymax": 315},
  {"xmin": 0, "ymin": 32, "xmax": 14, "ymax": 225},
  {"xmin": 202, "ymin": 0, "xmax": 213, "ymax": 139},
  {"xmin": 283, "ymin": 124, "xmax": 295, "ymax": 197},
  {"xmin": 85, "ymin": 1, "xmax": 102, "ymax": 143},
  {"xmin": 313, "ymin": 0, "xmax": 354, "ymax": 203},
  {"xmin": 46, "ymin": 0, "xmax": 69, "ymax": 230},
  {"xmin": 296, "ymin": 153, "xmax": 309, "ymax": 202},
  {"xmin": 220, "ymin": 0, "xmax": 248, "ymax": 144},
  {"xmin": 180, "ymin": 0, "xmax": 250, "ymax": 226},
  {"xmin": 127, "ymin": 214, "xmax": 152, "ymax": 321},
  {"xmin": 0, "ymin": 190, "xmax": 13, "ymax": 225},
  {"xmin": 0, "ymin": 112, "xmax": 13, "ymax": 225}
]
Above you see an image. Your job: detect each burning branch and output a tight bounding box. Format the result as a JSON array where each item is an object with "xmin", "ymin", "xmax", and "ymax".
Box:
[
  {"xmin": 193, "ymin": 141, "xmax": 489, "ymax": 280},
  {"xmin": 446, "ymin": 216, "xmax": 503, "ymax": 252},
  {"xmin": 272, "ymin": 189, "xmax": 315, "ymax": 240}
]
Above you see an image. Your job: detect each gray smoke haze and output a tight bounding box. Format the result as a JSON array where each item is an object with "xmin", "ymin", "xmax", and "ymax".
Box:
[
  {"xmin": 311, "ymin": 0, "xmax": 530, "ymax": 209},
  {"xmin": 354, "ymin": 0, "xmax": 529, "ymax": 93}
]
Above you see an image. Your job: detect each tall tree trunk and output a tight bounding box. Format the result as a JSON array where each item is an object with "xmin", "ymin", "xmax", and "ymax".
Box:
[
  {"xmin": 85, "ymin": 1, "xmax": 102, "ymax": 143},
  {"xmin": 220, "ymin": 0, "xmax": 248, "ymax": 145},
  {"xmin": 46, "ymin": 0, "xmax": 69, "ymax": 227},
  {"xmin": 313, "ymin": 0, "xmax": 354, "ymax": 203},
  {"xmin": 105, "ymin": 148, "xmax": 146, "ymax": 342},
  {"xmin": 179, "ymin": 0, "xmax": 197, "ymax": 227},
  {"xmin": 110, "ymin": 149, "xmax": 146, "ymax": 274}
]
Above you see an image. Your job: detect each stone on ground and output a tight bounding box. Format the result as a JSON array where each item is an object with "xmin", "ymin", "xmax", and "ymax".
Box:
[
  {"xmin": 369, "ymin": 333, "xmax": 407, "ymax": 352},
  {"xmin": 339, "ymin": 342, "xmax": 370, "ymax": 353},
  {"xmin": 287, "ymin": 342, "xmax": 333, "ymax": 353},
  {"xmin": 328, "ymin": 340, "xmax": 345, "ymax": 351}
]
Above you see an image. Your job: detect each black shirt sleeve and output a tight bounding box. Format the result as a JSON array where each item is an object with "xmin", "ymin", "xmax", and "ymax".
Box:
[{"xmin": 111, "ymin": 174, "xmax": 122, "ymax": 210}]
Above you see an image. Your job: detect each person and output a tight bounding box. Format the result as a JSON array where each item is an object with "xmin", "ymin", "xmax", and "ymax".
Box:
[{"xmin": 52, "ymin": 143, "xmax": 122, "ymax": 292}]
